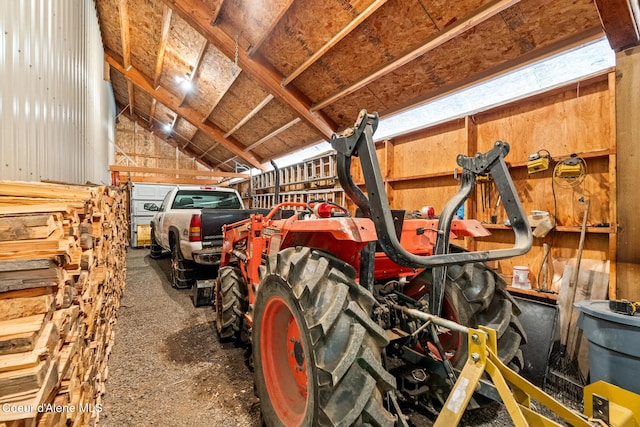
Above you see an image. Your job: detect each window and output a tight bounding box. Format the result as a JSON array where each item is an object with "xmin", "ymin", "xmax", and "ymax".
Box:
[{"xmin": 171, "ymin": 190, "xmax": 241, "ymax": 209}]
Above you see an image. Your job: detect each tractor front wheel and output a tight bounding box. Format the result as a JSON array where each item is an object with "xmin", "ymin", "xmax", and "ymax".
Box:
[
  {"xmin": 253, "ymin": 247, "xmax": 396, "ymax": 427},
  {"xmin": 215, "ymin": 266, "xmax": 246, "ymax": 342}
]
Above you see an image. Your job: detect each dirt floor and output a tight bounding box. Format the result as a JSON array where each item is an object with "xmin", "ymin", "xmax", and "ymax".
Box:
[
  {"xmin": 100, "ymin": 249, "xmax": 565, "ymax": 427},
  {"xmin": 100, "ymin": 249, "xmax": 261, "ymax": 427}
]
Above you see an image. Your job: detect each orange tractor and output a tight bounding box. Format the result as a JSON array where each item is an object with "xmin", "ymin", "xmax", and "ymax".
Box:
[{"xmin": 215, "ymin": 111, "xmax": 532, "ymax": 426}]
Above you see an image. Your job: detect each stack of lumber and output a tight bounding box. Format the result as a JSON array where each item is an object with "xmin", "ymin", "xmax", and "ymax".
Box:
[{"xmin": 0, "ymin": 181, "xmax": 128, "ymax": 427}]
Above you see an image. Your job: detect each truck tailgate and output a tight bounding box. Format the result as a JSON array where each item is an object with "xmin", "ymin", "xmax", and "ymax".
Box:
[{"xmin": 200, "ymin": 208, "xmax": 270, "ymax": 246}]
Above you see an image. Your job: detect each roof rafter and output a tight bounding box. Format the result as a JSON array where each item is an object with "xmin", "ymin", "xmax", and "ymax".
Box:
[
  {"xmin": 281, "ymin": 0, "xmax": 388, "ymax": 87},
  {"xmin": 224, "ymin": 94, "xmax": 274, "ymax": 138},
  {"xmin": 119, "ymin": 0, "xmax": 135, "ymax": 115},
  {"xmin": 203, "ymin": 70, "xmax": 241, "ymax": 123},
  {"xmin": 179, "ymin": 39, "xmax": 208, "ymax": 107},
  {"xmin": 244, "ymin": 118, "xmax": 301, "ymax": 152},
  {"xmin": 311, "ymin": 0, "xmax": 521, "ymax": 112},
  {"xmin": 197, "ymin": 143, "xmax": 219, "ymax": 159},
  {"xmin": 210, "ymin": 0, "xmax": 225, "ymax": 25},
  {"xmin": 248, "ymin": 0, "xmax": 296, "ymax": 57},
  {"xmin": 149, "ymin": 98, "xmax": 158, "ymax": 128},
  {"xmin": 106, "ymin": 51, "xmax": 265, "ymax": 170},
  {"xmin": 153, "ymin": 5, "xmax": 173, "ymax": 89},
  {"xmin": 593, "ymin": 0, "xmax": 640, "ymax": 51},
  {"xmin": 161, "ymin": 0, "xmax": 337, "ymax": 140}
]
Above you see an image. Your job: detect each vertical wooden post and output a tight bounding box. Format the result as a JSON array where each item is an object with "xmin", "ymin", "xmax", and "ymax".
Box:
[
  {"xmin": 615, "ymin": 46, "xmax": 640, "ymax": 300},
  {"xmin": 466, "ymin": 116, "xmax": 478, "ymax": 252},
  {"xmin": 607, "ymin": 71, "xmax": 618, "ymax": 299},
  {"xmin": 384, "ymin": 139, "xmax": 395, "ymax": 208}
]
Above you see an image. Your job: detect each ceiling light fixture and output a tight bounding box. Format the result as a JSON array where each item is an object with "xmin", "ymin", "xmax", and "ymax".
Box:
[{"xmin": 163, "ymin": 123, "xmax": 172, "ymax": 132}]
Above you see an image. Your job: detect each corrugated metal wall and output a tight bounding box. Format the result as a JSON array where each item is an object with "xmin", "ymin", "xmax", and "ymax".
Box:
[{"xmin": 0, "ymin": 0, "xmax": 115, "ymax": 184}]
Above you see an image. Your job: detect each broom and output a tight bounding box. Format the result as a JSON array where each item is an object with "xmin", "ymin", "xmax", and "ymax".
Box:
[{"xmin": 544, "ymin": 199, "xmax": 590, "ymax": 404}]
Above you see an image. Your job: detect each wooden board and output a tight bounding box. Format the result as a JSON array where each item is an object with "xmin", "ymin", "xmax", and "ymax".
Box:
[
  {"xmin": 0, "ymin": 314, "xmax": 46, "ymax": 356},
  {"xmin": 0, "ymin": 268, "xmax": 63, "ymax": 293},
  {"xmin": 0, "ymin": 358, "xmax": 51, "ymax": 399},
  {"xmin": 0, "ymin": 288, "xmax": 55, "ymax": 323},
  {"xmin": 0, "ymin": 322, "xmax": 59, "ymax": 373}
]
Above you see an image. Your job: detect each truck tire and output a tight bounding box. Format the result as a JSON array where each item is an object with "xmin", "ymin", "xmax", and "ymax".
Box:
[
  {"xmin": 215, "ymin": 267, "xmax": 246, "ymax": 342},
  {"xmin": 253, "ymin": 247, "xmax": 396, "ymax": 427},
  {"xmin": 170, "ymin": 242, "xmax": 194, "ymax": 289},
  {"xmin": 150, "ymin": 228, "xmax": 163, "ymax": 259},
  {"xmin": 406, "ymin": 262, "xmax": 526, "ymax": 371}
]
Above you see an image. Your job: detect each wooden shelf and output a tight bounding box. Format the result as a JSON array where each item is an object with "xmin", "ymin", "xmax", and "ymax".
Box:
[
  {"xmin": 507, "ymin": 148, "xmax": 615, "ymax": 169},
  {"xmin": 356, "ymin": 149, "xmax": 616, "ymax": 186},
  {"xmin": 386, "ymin": 171, "xmax": 453, "ymax": 183}
]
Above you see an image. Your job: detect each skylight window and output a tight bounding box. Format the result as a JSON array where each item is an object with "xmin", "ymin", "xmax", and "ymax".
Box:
[{"xmin": 254, "ymin": 37, "xmax": 615, "ymax": 173}]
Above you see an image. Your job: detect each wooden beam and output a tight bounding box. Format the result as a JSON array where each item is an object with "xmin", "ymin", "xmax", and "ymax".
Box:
[
  {"xmin": 119, "ymin": 0, "xmax": 134, "ymax": 115},
  {"xmin": 210, "ymin": 0, "xmax": 225, "ymax": 25},
  {"xmin": 311, "ymin": 0, "xmax": 521, "ymax": 112},
  {"xmin": 281, "ymin": 0, "xmax": 388, "ymax": 87},
  {"xmin": 149, "ymin": 98, "xmax": 158, "ymax": 128},
  {"xmin": 248, "ymin": 0, "xmax": 295, "ymax": 57},
  {"xmin": 153, "ymin": 5, "xmax": 173, "ymax": 89},
  {"xmin": 106, "ymin": 51, "xmax": 265, "ymax": 170},
  {"xmin": 109, "ymin": 165, "xmax": 249, "ymax": 179},
  {"xmin": 179, "ymin": 39, "xmax": 208, "ymax": 107},
  {"xmin": 214, "ymin": 156, "xmax": 237, "ymax": 170},
  {"xmin": 118, "ymin": 175, "xmax": 229, "ymax": 185},
  {"xmin": 224, "ymin": 94, "xmax": 274, "ymax": 138},
  {"xmin": 161, "ymin": 0, "xmax": 336, "ymax": 139},
  {"xmin": 244, "ymin": 118, "xmax": 301, "ymax": 151},
  {"xmin": 197, "ymin": 143, "xmax": 219, "ymax": 159},
  {"xmin": 203, "ymin": 70, "xmax": 241, "ymax": 122},
  {"xmin": 594, "ymin": 0, "xmax": 640, "ymax": 51}
]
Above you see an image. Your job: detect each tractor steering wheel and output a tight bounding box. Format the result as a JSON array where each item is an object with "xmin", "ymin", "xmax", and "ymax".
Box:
[{"xmin": 307, "ymin": 200, "xmax": 351, "ymax": 217}]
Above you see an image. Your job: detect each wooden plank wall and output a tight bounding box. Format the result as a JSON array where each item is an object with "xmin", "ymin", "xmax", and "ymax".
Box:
[
  {"xmin": 347, "ymin": 72, "xmax": 617, "ymax": 298},
  {"xmin": 114, "ymin": 116, "xmax": 217, "ymax": 184}
]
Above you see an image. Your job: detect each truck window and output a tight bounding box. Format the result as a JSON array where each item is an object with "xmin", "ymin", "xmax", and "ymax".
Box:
[{"xmin": 171, "ymin": 190, "xmax": 241, "ymax": 209}]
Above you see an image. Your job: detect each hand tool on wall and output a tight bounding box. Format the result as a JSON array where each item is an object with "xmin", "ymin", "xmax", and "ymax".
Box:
[{"xmin": 491, "ymin": 195, "xmax": 501, "ymax": 224}]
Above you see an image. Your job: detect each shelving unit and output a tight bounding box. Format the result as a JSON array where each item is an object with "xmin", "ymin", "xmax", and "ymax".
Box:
[{"xmin": 249, "ymin": 153, "xmax": 345, "ymax": 209}]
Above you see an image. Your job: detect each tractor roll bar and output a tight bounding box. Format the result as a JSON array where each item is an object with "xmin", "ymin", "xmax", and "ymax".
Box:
[{"xmin": 331, "ymin": 110, "xmax": 532, "ymax": 314}]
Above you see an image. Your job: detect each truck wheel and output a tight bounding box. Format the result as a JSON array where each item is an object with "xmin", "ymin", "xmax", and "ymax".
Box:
[
  {"xmin": 405, "ymin": 262, "xmax": 526, "ymax": 371},
  {"xmin": 216, "ymin": 267, "xmax": 246, "ymax": 342},
  {"xmin": 170, "ymin": 242, "xmax": 194, "ymax": 289},
  {"xmin": 253, "ymin": 247, "xmax": 396, "ymax": 427},
  {"xmin": 150, "ymin": 228, "xmax": 163, "ymax": 259}
]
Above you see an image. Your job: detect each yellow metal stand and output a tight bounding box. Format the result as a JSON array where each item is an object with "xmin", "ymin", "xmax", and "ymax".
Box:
[{"xmin": 434, "ymin": 326, "xmax": 640, "ymax": 427}]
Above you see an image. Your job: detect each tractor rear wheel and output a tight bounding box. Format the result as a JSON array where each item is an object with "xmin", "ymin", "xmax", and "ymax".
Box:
[
  {"xmin": 215, "ymin": 266, "xmax": 246, "ymax": 342},
  {"xmin": 253, "ymin": 247, "xmax": 396, "ymax": 427},
  {"xmin": 406, "ymin": 262, "xmax": 526, "ymax": 371}
]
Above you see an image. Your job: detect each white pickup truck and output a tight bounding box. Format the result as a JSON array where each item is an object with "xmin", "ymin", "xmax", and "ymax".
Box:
[{"xmin": 144, "ymin": 185, "xmax": 250, "ymax": 288}]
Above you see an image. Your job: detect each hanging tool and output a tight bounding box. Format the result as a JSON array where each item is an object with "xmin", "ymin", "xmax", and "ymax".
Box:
[
  {"xmin": 491, "ymin": 195, "xmax": 501, "ymax": 224},
  {"xmin": 545, "ymin": 199, "xmax": 590, "ymax": 400}
]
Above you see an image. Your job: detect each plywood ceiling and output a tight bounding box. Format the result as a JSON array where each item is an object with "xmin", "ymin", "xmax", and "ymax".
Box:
[{"xmin": 96, "ymin": 0, "xmax": 638, "ymax": 172}]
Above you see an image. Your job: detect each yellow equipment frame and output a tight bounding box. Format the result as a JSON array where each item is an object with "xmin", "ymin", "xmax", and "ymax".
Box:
[{"xmin": 431, "ymin": 325, "xmax": 640, "ymax": 426}]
